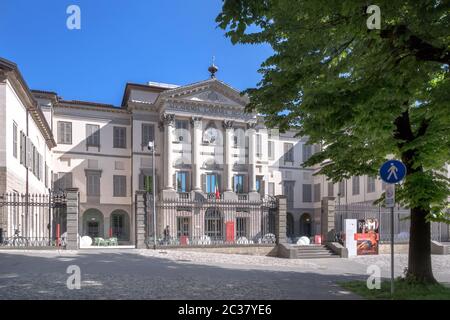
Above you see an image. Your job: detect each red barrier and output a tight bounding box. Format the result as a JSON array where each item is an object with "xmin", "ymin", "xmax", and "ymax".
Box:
[{"xmin": 56, "ymin": 224, "xmax": 60, "ymax": 247}]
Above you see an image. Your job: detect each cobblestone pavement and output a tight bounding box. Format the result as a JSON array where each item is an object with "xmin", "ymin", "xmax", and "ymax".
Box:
[{"xmin": 0, "ymin": 249, "xmax": 448, "ymax": 299}]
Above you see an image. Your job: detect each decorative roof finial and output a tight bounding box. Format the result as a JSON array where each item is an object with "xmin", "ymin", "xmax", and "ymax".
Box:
[{"xmin": 208, "ymin": 56, "xmax": 218, "ymax": 79}]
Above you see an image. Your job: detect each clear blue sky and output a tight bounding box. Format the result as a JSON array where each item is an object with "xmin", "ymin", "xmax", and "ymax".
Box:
[{"xmin": 0, "ymin": 0, "xmax": 271, "ymax": 105}]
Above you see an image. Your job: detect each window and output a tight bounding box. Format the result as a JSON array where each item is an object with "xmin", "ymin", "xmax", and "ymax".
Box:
[
  {"xmin": 205, "ymin": 174, "xmax": 218, "ymax": 193},
  {"xmin": 256, "ymin": 134, "xmax": 262, "ymax": 157},
  {"xmin": 142, "ymin": 123, "xmax": 155, "ymax": 148},
  {"xmin": 236, "ymin": 217, "xmax": 248, "ymax": 238},
  {"xmin": 177, "ymin": 217, "xmax": 190, "ymax": 237},
  {"xmin": 314, "ymin": 183, "xmax": 321, "ymax": 202},
  {"xmin": 284, "ymin": 181, "xmax": 295, "ymax": 208},
  {"xmin": 256, "ymin": 177, "xmax": 263, "ymax": 194},
  {"xmin": 338, "ymin": 181, "xmax": 346, "ymax": 197},
  {"xmin": 367, "ymin": 176, "xmax": 376, "ymax": 193},
  {"xmin": 12, "ymin": 122, "xmax": 17, "ymax": 158},
  {"xmin": 233, "ymin": 175, "xmax": 244, "ymax": 193},
  {"xmin": 352, "ymin": 176, "xmax": 360, "ymax": 195},
  {"xmin": 55, "ymin": 172, "xmax": 72, "ymax": 191},
  {"xmin": 303, "ymin": 184, "xmax": 312, "ymax": 203},
  {"xmin": 176, "ymin": 172, "xmax": 188, "ymax": 192},
  {"xmin": 113, "ymin": 127, "xmax": 126, "ymax": 148},
  {"xmin": 328, "ymin": 182, "xmax": 334, "ymax": 197},
  {"xmin": 268, "ymin": 141, "xmax": 274, "ymax": 160},
  {"xmin": 139, "ymin": 170, "xmax": 153, "ymax": 192},
  {"xmin": 284, "ymin": 143, "xmax": 294, "ymax": 163},
  {"xmin": 57, "ymin": 121, "xmax": 72, "ymax": 144},
  {"xmin": 303, "ymin": 144, "xmax": 312, "ymax": 163},
  {"xmin": 86, "ymin": 172, "xmax": 101, "ymax": 196},
  {"xmin": 268, "ymin": 182, "xmax": 275, "ymax": 196},
  {"xmin": 86, "ymin": 124, "xmax": 100, "ymax": 147},
  {"xmin": 20, "ymin": 131, "xmax": 25, "ymax": 165},
  {"xmin": 175, "ymin": 120, "xmax": 189, "ymax": 143},
  {"xmin": 113, "ymin": 175, "xmax": 126, "ymax": 197}
]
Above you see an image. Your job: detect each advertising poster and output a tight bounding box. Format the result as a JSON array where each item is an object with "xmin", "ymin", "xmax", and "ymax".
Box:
[{"xmin": 354, "ymin": 218, "xmax": 379, "ymax": 255}]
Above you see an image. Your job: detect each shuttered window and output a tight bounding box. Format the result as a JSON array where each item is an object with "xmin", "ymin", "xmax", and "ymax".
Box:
[
  {"xmin": 13, "ymin": 122, "xmax": 18, "ymax": 158},
  {"xmin": 86, "ymin": 171, "xmax": 100, "ymax": 196},
  {"xmin": 313, "ymin": 183, "xmax": 321, "ymax": 202},
  {"xmin": 303, "ymin": 144, "xmax": 312, "ymax": 163},
  {"xmin": 141, "ymin": 123, "xmax": 155, "ymax": 148},
  {"xmin": 303, "ymin": 184, "xmax": 312, "ymax": 203},
  {"xmin": 113, "ymin": 175, "xmax": 127, "ymax": 197},
  {"xmin": 352, "ymin": 176, "xmax": 360, "ymax": 195},
  {"xmin": 328, "ymin": 182, "xmax": 334, "ymax": 197},
  {"xmin": 367, "ymin": 176, "xmax": 376, "ymax": 193},
  {"xmin": 113, "ymin": 127, "xmax": 126, "ymax": 148},
  {"xmin": 284, "ymin": 143, "xmax": 294, "ymax": 163},
  {"xmin": 57, "ymin": 121, "xmax": 72, "ymax": 144},
  {"xmin": 86, "ymin": 124, "xmax": 100, "ymax": 147}
]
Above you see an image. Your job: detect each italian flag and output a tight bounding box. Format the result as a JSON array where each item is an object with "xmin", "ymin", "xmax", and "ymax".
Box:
[{"xmin": 215, "ymin": 178, "xmax": 220, "ymax": 200}]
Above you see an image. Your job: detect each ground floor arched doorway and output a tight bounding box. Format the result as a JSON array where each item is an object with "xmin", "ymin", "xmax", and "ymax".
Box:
[
  {"xmin": 83, "ymin": 209, "xmax": 104, "ymax": 238},
  {"xmin": 300, "ymin": 213, "xmax": 312, "ymax": 237},
  {"xmin": 110, "ymin": 210, "xmax": 130, "ymax": 241}
]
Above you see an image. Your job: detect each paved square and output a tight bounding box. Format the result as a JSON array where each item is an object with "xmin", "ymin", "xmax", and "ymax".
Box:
[{"xmin": 0, "ymin": 249, "xmax": 448, "ymax": 299}]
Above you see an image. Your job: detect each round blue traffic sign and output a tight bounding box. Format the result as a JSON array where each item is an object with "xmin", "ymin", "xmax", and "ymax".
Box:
[{"xmin": 379, "ymin": 160, "xmax": 406, "ymax": 184}]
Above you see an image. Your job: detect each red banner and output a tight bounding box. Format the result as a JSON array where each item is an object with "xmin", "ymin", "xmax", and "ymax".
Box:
[{"xmin": 225, "ymin": 221, "xmax": 235, "ymax": 242}]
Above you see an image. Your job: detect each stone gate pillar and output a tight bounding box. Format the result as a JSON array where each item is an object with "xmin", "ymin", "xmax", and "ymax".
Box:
[
  {"xmin": 275, "ymin": 195, "xmax": 287, "ymax": 244},
  {"xmin": 66, "ymin": 188, "xmax": 79, "ymax": 250},
  {"xmin": 135, "ymin": 191, "xmax": 147, "ymax": 249},
  {"xmin": 321, "ymin": 196, "xmax": 336, "ymax": 243}
]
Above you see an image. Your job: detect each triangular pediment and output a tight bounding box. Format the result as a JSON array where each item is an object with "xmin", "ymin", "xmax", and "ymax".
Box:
[{"xmin": 158, "ymin": 79, "xmax": 249, "ymax": 107}]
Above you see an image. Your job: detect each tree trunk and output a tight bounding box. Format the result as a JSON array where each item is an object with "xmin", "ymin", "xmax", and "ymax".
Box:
[{"xmin": 407, "ymin": 206, "xmax": 436, "ymax": 283}]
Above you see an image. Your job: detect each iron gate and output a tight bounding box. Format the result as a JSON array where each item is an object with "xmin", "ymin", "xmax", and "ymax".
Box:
[
  {"xmin": 145, "ymin": 193, "xmax": 277, "ymax": 246},
  {"xmin": 0, "ymin": 192, "xmax": 67, "ymax": 248}
]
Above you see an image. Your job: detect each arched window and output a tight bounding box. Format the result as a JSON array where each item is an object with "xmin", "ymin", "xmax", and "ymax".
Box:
[
  {"xmin": 110, "ymin": 210, "xmax": 130, "ymax": 241},
  {"xmin": 205, "ymin": 208, "xmax": 223, "ymax": 241}
]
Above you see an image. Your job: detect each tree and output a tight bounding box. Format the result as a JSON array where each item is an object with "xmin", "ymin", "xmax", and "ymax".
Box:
[{"xmin": 217, "ymin": 0, "xmax": 450, "ymax": 283}]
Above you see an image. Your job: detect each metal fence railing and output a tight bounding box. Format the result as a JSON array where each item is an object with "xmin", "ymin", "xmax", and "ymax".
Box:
[
  {"xmin": 144, "ymin": 194, "xmax": 278, "ymax": 247},
  {"xmin": 335, "ymin": 201, "xmax": 450, "ymax": 243},
  {"xmin": 0, "ymin": 192, "xmax": 67, "ymax": 248}
]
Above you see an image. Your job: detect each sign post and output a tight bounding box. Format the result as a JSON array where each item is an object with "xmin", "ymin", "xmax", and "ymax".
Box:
[{"xmin": 379, "ymin": 159, "xmax": 406, "ymax": 296}]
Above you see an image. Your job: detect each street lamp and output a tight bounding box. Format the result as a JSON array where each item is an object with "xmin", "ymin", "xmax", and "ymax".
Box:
[{"xmin": 147, "ymin": 141, "xmax": 157, "ymax": 250}]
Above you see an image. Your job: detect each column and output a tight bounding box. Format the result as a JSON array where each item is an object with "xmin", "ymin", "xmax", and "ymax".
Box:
[
  {"xmin": 65, "ymin": 188, "xmax": 79, "ymax": 250},
  {"xmin": 223, "ymin": 120, "xmax": 234, "ymax": 192},
  {"xmin": 161, "ymin": 113, "xmax": 175, "ymax": 190},
  {"xmin": 247, "ymin": 122, "xmax": 257, "ymax": 193},
  {"xmin": 191, "ymin": 117, "xmax": 202, "ymax": 191}
]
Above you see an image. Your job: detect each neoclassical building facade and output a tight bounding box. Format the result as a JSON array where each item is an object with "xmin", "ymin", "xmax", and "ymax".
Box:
[{"xmin": 1, "ymin": 57, "xmax": 400, "ymax": 245}]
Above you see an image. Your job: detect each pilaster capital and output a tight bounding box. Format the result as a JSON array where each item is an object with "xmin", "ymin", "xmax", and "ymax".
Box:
[
  {"xmin": 247, "ymin": 122, "xmax": 257, "ymax": 130},
  {"xmin": 191, "ymin": 116, "xmax": 203, "ymax": 128},
  {"xmin": 160, "ymin": 113, "xmax": 175, "ymax": 127},
  {"xmin": 222, "ymin": 120, "xmax": 234, "ymax": 130}
]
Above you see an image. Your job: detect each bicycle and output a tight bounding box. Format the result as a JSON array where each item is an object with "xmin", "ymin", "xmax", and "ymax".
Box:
[{"xmin": 2, "ymin": 229, "xmax": 29, "ymax": 247}]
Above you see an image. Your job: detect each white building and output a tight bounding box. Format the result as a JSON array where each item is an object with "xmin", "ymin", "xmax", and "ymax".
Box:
[{"xmin": 0, "ymin": 57, "xmax": 395, "ymax": 245}]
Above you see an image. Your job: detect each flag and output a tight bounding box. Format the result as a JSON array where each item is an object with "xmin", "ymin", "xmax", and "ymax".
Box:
[{"xmin": 215, "ymin": 178, "xmax": 220, "ymax": 199}]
